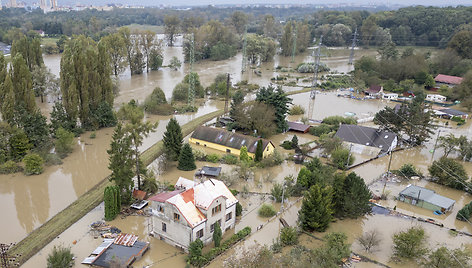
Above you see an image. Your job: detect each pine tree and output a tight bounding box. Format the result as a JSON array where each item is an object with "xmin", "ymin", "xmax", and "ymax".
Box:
[
  {"xmin": 256, "ymin": 85, "xmax": 292, "ymax": 133},
  {"xmin": 291, "ymin": 135, "xmax": 298, "ymax": 148},
  {"xmin": 163, "ymin": 118, "xmax": 183, "ymax": 161},
  {"xmin": 255, "ymin": 139, "xmax": 263, "ymax": 162},
  {"xmin": 107, "ymin": 123, "xmax": 134, "ymax": 204},
  {"xmin": 178, "ymin": 143, "xmax": 196, "ymax": 171},
  {"xmin": 340, "ymin": 172, "xmax": 372, "ymax": 218},
  {"xmin": 239, "ymin": 145, "xmax": 249, "ymax": 162},
  {"xmin": 213, "ymin": 221, "xmax": 222, "ymax": 247},
  {"xmin": 298, "ymin": 184, "xmax": 334, "ymax": 232}
]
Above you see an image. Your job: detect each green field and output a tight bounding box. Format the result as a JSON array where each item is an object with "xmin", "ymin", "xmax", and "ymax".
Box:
[
  {"xmin": 41, "ymin": 37, "xmax": 59, "ymax": 46},
  {"xmin": 122, "ymin": 24, "xmax": 165, "ymax": 34}
]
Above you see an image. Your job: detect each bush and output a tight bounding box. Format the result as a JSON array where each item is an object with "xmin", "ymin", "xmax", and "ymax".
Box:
[
  {"xmin": 143, "ymin": 87, "xmax": 174, "ymax": 115},
  {"xmin": 55, "ymin": 127, "xmax": 75, "ymax": 158},
  {"xmin": 259, "ymin": 149, "xmax": 283, "ymax": 168},
  {"xmin": 322, "ymin": 116, "xmax": 357, "ymax": 126},
  {"xmin": 89, "ymin": 132, "xmax": 96, "ymax": 139},
  {"xmin": 392, "ymin": 227, "xmax": 428, "ymax": 260},
  {"xmin": 258, "ymin": 203, "xmax": 277, "ymax": 217},
  {"xmin": 281, "ymin": 140, "xmax": 293, "ymax": 150},
  {"xmin": 289, "ymin": 105, "xmax": 305, "ymax": 115},
  {"xmin": 452, "ymin": 116, "xmax": 466, "ymax": 125},
  {"xmin": 0, "ymin": 160, "xmax": 22, "ymax": 174},
  {"xmin": 206, "ymin": 153, "xmax": 220, "ymax": 163},
  {"xmin": 221, "ymin": 154, "xmax": 239, "ymax": 165},
  {"xmin": 47, "ymin": 245, "xmax": 75, "ymax": 268},
  {"xmin": 271, "ymin": 183, "xmax": 284, "ymax": 202},
  {"xmin": 90, "ymin": 101, "xmax": 117, "ymax": 129},
  {"xmin": 297, "ymin": 62, "xmax": 330, "ymax": 73},
  {"xmin": 280, "ymin": 227, "xmax": 298, "ymax": 246},
  {"xmin": 331, "ymin": 147, "xmax": 354, "ymax": 169},
  {"xmin": 23, "ymin": 153, "xmax": 44, "ymax": 175},
  {"xmin": 193, "ymin": 149, "xmax": 207, "ymax": 161},
  {"xmin": 310, "ymin": 124, "xmax": 334, "ymax": 137},
  {"xmin": 398, "ymin": 164, "xmax": 418, "ymax": 178}
]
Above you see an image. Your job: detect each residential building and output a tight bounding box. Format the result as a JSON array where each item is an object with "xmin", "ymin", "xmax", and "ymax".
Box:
[
  {"xmin": 149, "ymin": 177, "xmax": 238, "ymax": 250},
  {"xmin": 434, "ymin": 108, "xmax": 468, "ymax": 120},
  {"xmin": 189, "ymin": 126, "xmax": 275, "ymax": 159},
  {"xmin": 434, "ymin": 74, "xmax": 463, "ymax": 87},
  {"xmin": 287, "ymin": 121, "xmax": 311, "ymax": 133},
  {"xmin": 335, "ymin": 124, "xmax": 397, "ymax": 157},
  {"xmin": 398, "ymin": 185, "xmax": 455, "ymax": 213},
  {"xmin": 364, "ymin": 85, "xmax": 383, "ymax": 97},
  {"xmin": 426, "ymin": 94, "xmax": 447, "ymax": 103}
]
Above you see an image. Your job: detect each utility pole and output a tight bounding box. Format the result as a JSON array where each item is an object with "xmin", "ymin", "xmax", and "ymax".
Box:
[
  {"xmin": 348, "ymin": 28, "xmax": 358, "ymax": 65},
  {"xmin": 224, "ymin": 73, "xmax": 230, "ymax": 115},
  {"xmin": 291, "ymin": 22, "xmax": 299, "ymax": 63},
  {"xmin": 382, "ymin": 150, "xmax": 394, "ymax": 198},
  {"xmin": 0, "ymin": 243, "xmax": 20, "ymax": 268},
  {"xmin": 241, "ymin": 25, "xmax": 248, "ymax": 73},
  {"xmin": 188, "ymin": 33, "xmax": 195, "ymax": 107},
  {"xmin": 431, "ymin": 129, "xmax": 442, "ymax": 163},
  {"xmin": 307, "ymin": 35, "xmax": 323, "ymax": 120}
]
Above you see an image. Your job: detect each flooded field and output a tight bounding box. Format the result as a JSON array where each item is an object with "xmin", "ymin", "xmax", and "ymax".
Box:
[{"xmin": 5, "ymin": 44, "xmax": 465, "ymax": 267}]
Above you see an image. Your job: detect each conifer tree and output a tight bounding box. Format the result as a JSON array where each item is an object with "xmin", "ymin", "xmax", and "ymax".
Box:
[
  {"xmin": 239, "ymin": 145, "xmax": 249, "ymax": 162},
  {"xmin": 255, "ymin": 139, "xmax": 263, "ymax": 162},
  {"xmin": 104, "ymin": 186, "xmax": 116, "ymax": 221},
  {"xmin": 291, "ymin": 135, "xmax": 298, "ymax": 148},
  {"xmin": 107, "ymin": 123, "xmax": 134, "ymax": 204},
  {"xmin": 178, "ymin": 143, "xmax": 196, "ymax": 171},
  {"xmin": 339, "ymin": 172, "xmax": 372, "ymax": 218},
  {"xmin": 298, "ymin": 184, "xmax": 333, "ymax": 232},
  {"xmin": 256, "ymin": 85, "xmax": 292, "ymax": 133},
  {"xmin": 213, "ymin": 221, "xmax": 222, "ymax": 247},
  {"xmin": 163, "ymin": 118, "xmax": 183, "ymax": 161}
]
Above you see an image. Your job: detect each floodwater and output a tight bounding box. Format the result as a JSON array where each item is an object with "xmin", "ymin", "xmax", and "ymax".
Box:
[{"xmin": 7, "ymin": 45, "xmax": 456, "ymax": 266}]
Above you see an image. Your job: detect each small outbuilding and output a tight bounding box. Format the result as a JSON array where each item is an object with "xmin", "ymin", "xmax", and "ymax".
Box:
[
  {"xmin": 195, "ymin": 166, "xmax": 222, "ymax": 177},
  {"xmin": 365, "ymin": 85, "xmax": 383, "ymax": 97},
  {"xmin": 382, "ymin": 93, "xmax": 398, "ymax": 100},
  {"xmin": 398, "ymin": 185, "xmax": 455, "ymax": 213},
  {"xmin": 439, "ymin": 108, "xmax": 468, "ymax": 120},
  {"xmin": 287, "ymin": 121, "xmax": 311, "ymax": 133},
  {"xmin": 434, "ymin": 74, "xmax": 463, "ymax": 87}
]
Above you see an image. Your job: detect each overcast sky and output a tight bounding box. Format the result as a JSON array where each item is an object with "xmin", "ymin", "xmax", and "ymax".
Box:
[{"xmin": 23, "ymin": 0, "xmax": 472, "ymax": 7}]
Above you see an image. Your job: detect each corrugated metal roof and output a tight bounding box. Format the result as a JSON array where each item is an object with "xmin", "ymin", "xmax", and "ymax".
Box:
[
  {"xmin": 434, "ymin": 74, "xmax": 463, "ymax": 85},
  {"xmin": 399, "ymin": 185, "xmax": 455, "ymax": 209},
  {"xmin": 439, "ymin": 108, "xmax": 468, "ymax": 116},
  {"xmin": 114, "ymin": 233, "xmax": 138, "ymax": 247},
  {"xmin": 191, "ymin": 126, "xmax": 272, "ymax": 153}
]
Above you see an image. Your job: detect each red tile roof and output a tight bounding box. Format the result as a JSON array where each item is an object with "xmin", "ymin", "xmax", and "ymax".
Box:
[
  {"xmin": 148, "ymin": 190, "xmax": 183, "ymax": 202},
  {"xmin": 434, "ymin": 74, "xmax": 463, "ymax": 85},
  {"xmin": 133, "ymin": 189, "xmax": 147, "ymax": 200},
  {"xmin": 181, "ymin": 188, "xmax": 195, "ymax": 204}
]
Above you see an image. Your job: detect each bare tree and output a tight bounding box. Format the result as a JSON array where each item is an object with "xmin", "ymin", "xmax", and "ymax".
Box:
[{"xmin": 357, "ymin": 229, "xmax": 382, "ymax": 252}]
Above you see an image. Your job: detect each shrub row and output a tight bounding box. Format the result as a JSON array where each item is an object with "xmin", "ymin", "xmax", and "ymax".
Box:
[{"xmin": 456, "ymin": 201, "xmax": 472, "ymax": 221}]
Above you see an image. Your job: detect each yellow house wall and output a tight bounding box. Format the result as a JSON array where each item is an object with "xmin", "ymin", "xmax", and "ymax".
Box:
[{"xmin": 189, "ymin": 137, "xmax": 274, "ymax": 159}]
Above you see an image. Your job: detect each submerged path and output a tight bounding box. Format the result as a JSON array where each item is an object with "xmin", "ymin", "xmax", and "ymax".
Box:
[{"xmin": 8, "ymin": 88, "xmax": 311, "ymax": 265}]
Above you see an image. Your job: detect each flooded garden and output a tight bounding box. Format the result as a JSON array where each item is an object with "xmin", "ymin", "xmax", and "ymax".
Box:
[{"xmin": 4, "ymin": 42, "xmax": 472, "ymax": 268}]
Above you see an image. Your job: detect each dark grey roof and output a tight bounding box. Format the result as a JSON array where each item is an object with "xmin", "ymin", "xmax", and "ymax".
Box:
[
  {"xmin": 287, "ymin": 121, "xmax": 311, "ymax": 132},
  {"xmin": 199, "ymin": 166, "xmax": 222, "ymax": 177},
  {"xmin": 399, "ymin": 185, "xmax": 455, "ymax": 209},
  {"xmin": 191, "ymin": 126, "xmax": 273, "ymax": 153},
  {"xmin": 93, "ymin": 241, "xmax": 149, "ymax": 267},
  {"xmin": 439, "ymin": 108, "xmax": 468, "ymax": 116},
  {"xmin": 334, "ymin": 124, "xmax": 396, "ymax": 153}
]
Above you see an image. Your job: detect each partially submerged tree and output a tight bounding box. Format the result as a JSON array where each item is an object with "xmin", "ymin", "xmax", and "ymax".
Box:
[
  {"xmin": 47, "ymin": 245, "xmax": 75, "ymax": 268},
  {"xmin": 298, "ymin": 184, "xmax": 333, "ymax": 232},
  {"xmin": 392, "ymin": 226, "xmax": 428, "ymax": 260},
  {"xmin": 357, "ymin": 229, "xmax": 382, "ymax": 252}
]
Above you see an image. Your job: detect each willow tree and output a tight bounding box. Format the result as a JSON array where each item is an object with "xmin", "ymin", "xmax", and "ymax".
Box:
[{"xmin": 60, "ymin": 35, "xmax": 114, "ymax": 129}]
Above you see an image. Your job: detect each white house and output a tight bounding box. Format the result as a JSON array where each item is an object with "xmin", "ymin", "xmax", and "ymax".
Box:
[
  {"xmin": 382, "ymin": 93, "xmax": 398, "ymax": 100},
  {"xmin": 149, "ymin": 177, "xmax": 238, "ymax": 250},
  {"xmin": 426, "ymin": 94, "xmax": 447, "ymax": 103}
]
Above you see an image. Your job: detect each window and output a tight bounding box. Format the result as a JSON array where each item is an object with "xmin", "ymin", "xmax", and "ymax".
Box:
[
  {"xmin": 210, "ymin": 220, "xmax": 222, "ymax": 233},
  {"xmin": 212, "ymin": 204, "xmax": 222, "ymax": 216},
  {"xmin": 162, "ymin": 223, "xmax": 167, "ymax": 232},
  {"xmin": 196, "ymin": 142, "xmax": 200, "ymax": 145},
  {"xmin": 158, "ymin": 205, "xmax": 164, "ymax": 213},
  {"xmin": 196, "ymin": 229, "xmax": 204, "ymax": 238},
  {"xmin": 226, "ymin": 212, "xmax": 232, "ymax": 222},
  {"xmin": 226, "ymin": 149, "xmax": 231, "ymax": 153},
  {"xmin": 174, "ymin": 213, "xmax": 180, "ymax": 221}
]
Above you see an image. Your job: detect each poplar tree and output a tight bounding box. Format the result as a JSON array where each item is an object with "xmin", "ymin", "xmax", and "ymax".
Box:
[
  {"xmin": 298, "ymin": 184, "xmax": 334, "ymax": 232},
  {"xmin": 11, "ymin": 54, "xmax": 36, "ymax": 114},
  {"xmin": 11, "ymin": 35, "xmax": 43, "ymax": 71},
  {"xmin": 163, "ymin": 118, "xmax": 183, "ymax": 161},
  {"xmin": 1, "ymin": 75, "xmax": 15, "ymax": 124},
  {"xmin": 178, "ymin": 143, "xmax": 196, "ymax": 171},
  {"xmin": 118, "ymin": 27, "xmax": 134, "ymax": 75},
  {"xmin": 108, "ymin": 123, "xmax": 134, "ymax": 204}
]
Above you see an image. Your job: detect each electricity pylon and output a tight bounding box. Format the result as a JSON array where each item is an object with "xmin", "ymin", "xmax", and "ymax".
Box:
[{"xmin": 307, "ymin": 36, "xmax": 323, "ymax": 120}]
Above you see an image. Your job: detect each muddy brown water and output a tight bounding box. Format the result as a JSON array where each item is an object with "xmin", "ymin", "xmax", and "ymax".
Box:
[{"xmin": 10, "ymin": 46, "xmax": 469, "ymax": 267}]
